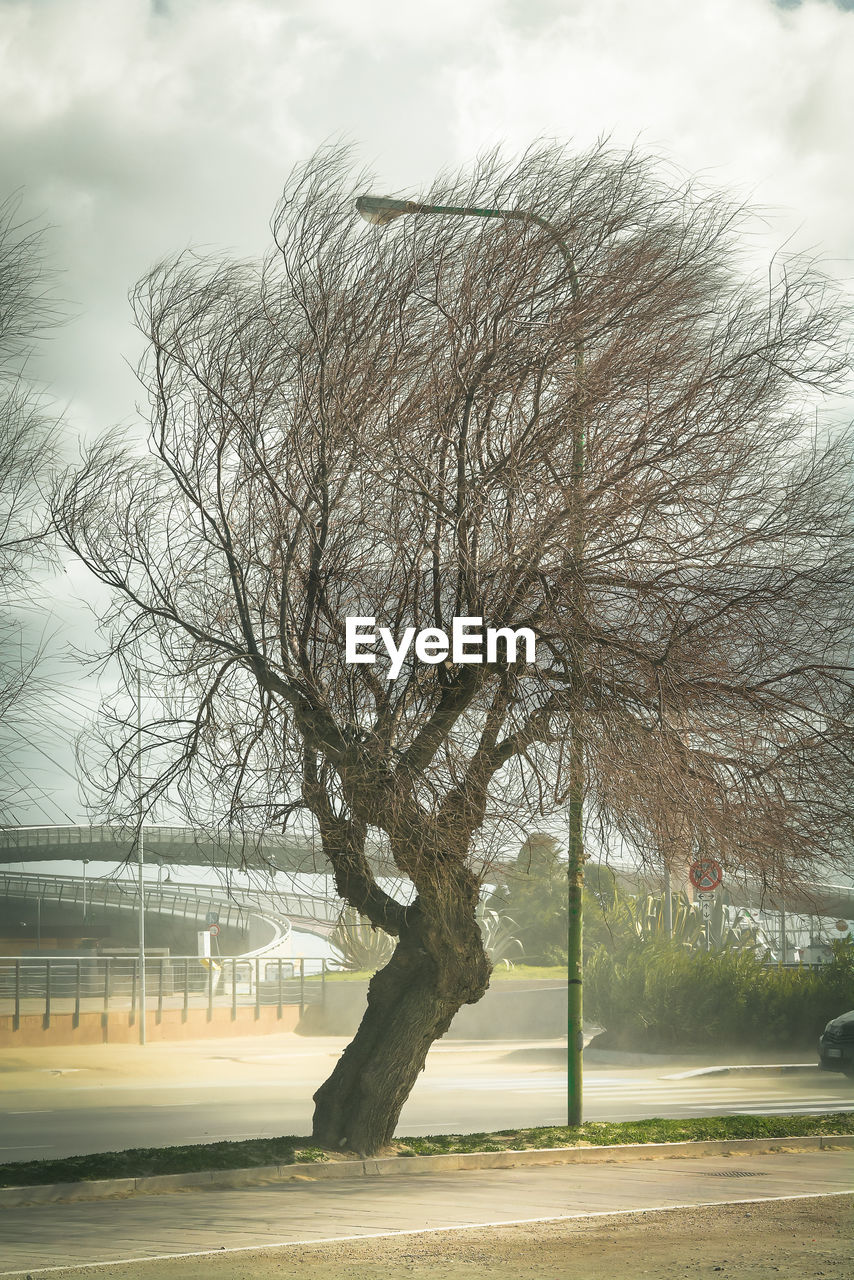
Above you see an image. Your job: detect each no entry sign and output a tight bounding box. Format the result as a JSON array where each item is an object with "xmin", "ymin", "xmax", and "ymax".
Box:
[{"xmin": 689, "ymin": 859, "xmax": 723, "ymax": 892}]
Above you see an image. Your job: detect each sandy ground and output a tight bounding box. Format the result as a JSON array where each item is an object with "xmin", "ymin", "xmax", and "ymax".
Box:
[
  {"xmin": 0, "ymin": 1032, "xmax": 817, "ymax": 1101},
  {"xmin": 0, "ymin": 1032, "xmax": 815, "ymax": 1093},
  {"xmin": 29, "ymin": 1194, "xmax": 854, "ymax": 1280}
]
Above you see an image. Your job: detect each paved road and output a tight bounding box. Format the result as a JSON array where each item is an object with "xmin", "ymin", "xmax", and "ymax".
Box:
[
  {"xmin": 0, "ymin": 1148, "xmax": 851, "ymax": 1275},
  {"xmin": 1, "ymin": 1038, "xmax": 851, "ymax": 1162}
]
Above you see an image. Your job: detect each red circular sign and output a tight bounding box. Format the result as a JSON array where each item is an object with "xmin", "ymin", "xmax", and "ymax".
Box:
[
  {"xmin": 689, "ymin": 859, "xmax": 723, "ymax": 892},
  {"xmin": 208, "ymin": 924, "xmax": 220, "ymax": 936}
]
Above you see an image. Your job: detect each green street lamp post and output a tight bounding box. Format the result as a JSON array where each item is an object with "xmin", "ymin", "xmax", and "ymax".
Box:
[
  {"xmin": 357, "ymin": 193, "xmax": 587, "ymax": 1126},
  {"xmin": 136, "ymin": 670, "xmax": 146, "ymax": 1046}
]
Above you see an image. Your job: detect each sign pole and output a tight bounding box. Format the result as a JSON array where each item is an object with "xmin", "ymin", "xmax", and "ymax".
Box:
[{"xmin": 689, "ymin": 859, "xmax": 723, "ymax": 951}]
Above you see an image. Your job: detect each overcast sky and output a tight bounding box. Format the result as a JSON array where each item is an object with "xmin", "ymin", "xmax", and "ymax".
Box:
[{"xmin": 2, "ymin": 0, "xmax": 853, "ymax": 827}]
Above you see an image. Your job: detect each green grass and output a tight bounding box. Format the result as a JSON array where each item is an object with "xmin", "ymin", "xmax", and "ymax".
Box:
[
  {"xmin": 487, "ymin": 964, "xmax": 567, "ymax": 981},
  {"xmin": 1, "ymin": 1113, "xmax": 851, "ymax": 1190},
  {"xmin": 394, "ymin": 1112, "xmax": 854, "ymax": 1154},
  {"xmin": 0, "ymin": 1136, "xmax": 310, "ymax": 1190}
]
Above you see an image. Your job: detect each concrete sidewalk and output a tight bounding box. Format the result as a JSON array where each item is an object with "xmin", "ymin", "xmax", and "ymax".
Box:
[
  {"xmin": 2, "ymin": 1134, "xmax": 851, "ymax": 1209},
  {"xmin": 0, "ymin": 1145, "xmax": 851, "ymax": 1275}
]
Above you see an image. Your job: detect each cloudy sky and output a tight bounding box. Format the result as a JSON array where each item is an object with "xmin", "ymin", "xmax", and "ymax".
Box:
[{"xmin": 2, "ymin": 0, "xmax": 853, "ymax": 826}]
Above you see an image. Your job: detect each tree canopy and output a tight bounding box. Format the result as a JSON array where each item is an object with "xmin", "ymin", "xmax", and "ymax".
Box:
[
  {"xmin": 55, "ymin": 143, "xmax": 854, "ymax": 1153},
  {"xmin": 0, "ymin": 196, "xmax": 59, "ymax": 819}
]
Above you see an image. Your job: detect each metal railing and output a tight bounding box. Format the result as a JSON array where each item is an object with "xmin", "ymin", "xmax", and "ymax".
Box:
[
  {"xmin": 0, "ymin": 823, "xmax": 312, "ymax": 855},
  {"xmin": 0, "ymin": 954, "xmax": 327, "ymax": 1029},
  {"xmin": 1, "ymin": 871, "xmax": 246, "ymax": 927},
  {"xmin": 0, "ymin": 870, "xmax": 343, "ymax": 935},
  {"xmin": 0, "ymin": 823, "xmax": 396, "ymax": 876}
]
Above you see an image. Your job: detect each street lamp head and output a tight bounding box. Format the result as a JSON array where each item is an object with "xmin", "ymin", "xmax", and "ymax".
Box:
[{"xmin": 356, "ymin": 195, "xmax": 420, "ymax": 226}]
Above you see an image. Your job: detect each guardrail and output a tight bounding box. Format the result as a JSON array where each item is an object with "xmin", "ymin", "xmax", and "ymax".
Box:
[
  {"xmin": 1, "ymin": 871, "xmax": 247, "ymax": 928},
  {"xmin": 0, "ymin": 823, "xmax": 396, "ymax": 876},
  {"xmin": 0, "ymin": 823, "xmax": 313, "ymax": 857},
  {"xmin": 0, "ymin": 954, "xmax": 327, "ymax": 1030}
]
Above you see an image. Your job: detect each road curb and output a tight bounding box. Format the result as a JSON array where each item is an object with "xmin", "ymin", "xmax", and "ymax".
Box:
[
  {"xmin": 663, "ymin": 1064, "xmax": 816, "ymax": 1079},
  {"xmin": 1, "ymin": 1135, "xmax": 851, "ymax": 1209}
]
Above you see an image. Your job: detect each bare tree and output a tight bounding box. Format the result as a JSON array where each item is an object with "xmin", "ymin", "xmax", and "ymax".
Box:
[
  {"xmin": 54, "ymin": 144, "xmax": 853, "ymax": 1155},
  {"xmin": 0, "ymin": 196, "xmax": 59, "ymax": 816}
]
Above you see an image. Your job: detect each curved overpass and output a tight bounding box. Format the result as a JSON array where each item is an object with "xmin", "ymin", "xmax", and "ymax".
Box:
[
  {"xmin": 2, "ymin": 824, "xmax": 851, "ymax": 921},
  {"xmin": 0, "ymin": 870, "xmax": 343, "ymax": 959}
]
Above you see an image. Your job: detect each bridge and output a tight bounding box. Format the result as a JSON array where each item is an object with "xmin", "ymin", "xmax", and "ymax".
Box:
[
  {"xmin": 0, "ymin": 823, "xmax": 396, "ymax": 876},
  {"xmin": 0, "ymin": 835, "xmax": 391, "ymax": 1043},
  {"xmin": 0, "ymin": 869, "xmax": 343, "ymax": 948},
  {"xmin": 0, "ymin": 823, "xmax": 324, "ymax": 870},
  {"xmin": 0, "ymin": 869, "xmax": 342, "ymax": 1040},
  {"xmin": 1, "ymin": 824, "xmax": 852, "ymax": 922}
]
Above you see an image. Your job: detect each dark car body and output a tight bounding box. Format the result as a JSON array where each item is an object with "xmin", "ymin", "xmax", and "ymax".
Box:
[{"xmin": 819, "ymin": 1009, "xmax": 854, "ymax": 1075}]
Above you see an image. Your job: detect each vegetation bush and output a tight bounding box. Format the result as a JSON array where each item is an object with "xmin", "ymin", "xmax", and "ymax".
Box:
[
  {"xmin": 490, "ymin": 833, "xmax": 765, "ymax": 968},
  {"xmin": 330, "ymin": 901, "xmax": 524, "ymax": 973},
  {"xmin": 487, "ymin": 833, "xmax": 637, "ymax": 966},
  {"xmin": 328, "ymin": 907, "xmax": 395, "ymax": 972},
  {"xmin": 585, "ymin": 937, "xmax": 854, "ymax": 1050}
]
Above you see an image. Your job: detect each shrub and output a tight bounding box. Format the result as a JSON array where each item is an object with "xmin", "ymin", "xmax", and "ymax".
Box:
[
  {"xmin": 329, "ymin": 907, "xmax": 395, "ymax": 972},
  {"xmin": 585, "ymin": 937, "xmax": 854, "ymax": 1050},
  {"xmin": 489, "ymin": 834, "xmax": 637, "ymax": 966}
]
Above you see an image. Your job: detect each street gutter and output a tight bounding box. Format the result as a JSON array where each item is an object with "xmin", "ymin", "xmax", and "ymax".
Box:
[{"xmin": 1, "ymin": 1134, "xmax": 851, "ymax": 1210}]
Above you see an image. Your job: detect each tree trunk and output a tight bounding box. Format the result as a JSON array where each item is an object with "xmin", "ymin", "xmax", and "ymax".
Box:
[{"xmin": 311, "ymin": 904, "xmax": 490, "ymax": 1156}]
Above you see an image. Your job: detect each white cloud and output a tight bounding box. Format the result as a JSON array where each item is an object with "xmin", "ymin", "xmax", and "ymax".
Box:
[
  {"xmin": 2, "ymin": 2, "xmax": 848, "ymax": 429},
  {"xmin": 1, "ymin": 0, "xmax": 851, "ymax": 821},
  {"xmin": 447, "ymin": 0, "xmax": 854, "ymax": 269}
]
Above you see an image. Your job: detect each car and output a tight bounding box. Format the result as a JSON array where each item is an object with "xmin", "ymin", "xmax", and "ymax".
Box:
[{"xmin": 819, "ymin": 1010, "xmax": 854, "ymax": 1076}]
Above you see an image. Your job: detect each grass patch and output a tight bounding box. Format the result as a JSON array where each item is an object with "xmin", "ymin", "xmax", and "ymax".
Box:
[
  {"xmin": 394, "ymin": 1112, "xmax": 854, "ymax": 1155},
  {"xmin": 0, "ymin": 1136, "xmax": 307, "ymax": 1190},
  {"xmin": 487, "ymin": 965, "xmax": 567, "ymax": 981},
  {"xmin": 1, "ymin": 1113, "xmax": 851, "ymax": 1190},
  {"xmin": 324, "ymin": 965, "xmax": 567, "ymax": 982}
]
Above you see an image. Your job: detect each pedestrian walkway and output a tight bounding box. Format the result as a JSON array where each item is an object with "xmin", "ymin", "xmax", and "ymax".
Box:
[{"xmin": 0, "ymin": 1147, "xmax": 850, "ymax": 1274}]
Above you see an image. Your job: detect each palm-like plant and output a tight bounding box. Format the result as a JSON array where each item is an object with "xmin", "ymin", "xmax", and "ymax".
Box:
[
  {"xmin": 329, "ymin": 903, "xmax": 524, "ymax": 972},
  {"xmin": 477, "ymin": 906, "xmax": 525, "ymax": 969},
  {"xmin": 630, "ymin": 891, "xmax": 768, "ymax": 953},
  {"xmin": 329, "ymin": 907, "xmax": 395, "ymax": 972}
]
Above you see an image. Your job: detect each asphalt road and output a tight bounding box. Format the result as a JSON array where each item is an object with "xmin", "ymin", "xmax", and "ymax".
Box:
[{"xmin": 1, "ymin": 1037, "xmax": 851, "ymax": 1162}]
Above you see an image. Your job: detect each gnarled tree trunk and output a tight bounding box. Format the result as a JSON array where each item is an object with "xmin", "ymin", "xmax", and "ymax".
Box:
[{"xmin": 312, "ymin": 897, "xmax": 491, "ymax": 1156}]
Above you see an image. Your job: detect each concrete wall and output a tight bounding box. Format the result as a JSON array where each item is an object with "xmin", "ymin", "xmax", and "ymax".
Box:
[
  {"xmin": 298, "ymin": 979, "xmax": 567, "ymax": 1039},
  {"xmin": 0, "ymin": 1002, "xmax": 300, "ymax": 1047},
  {"xmin": 448, "ymin": 981, "xmax": 567, "ymax": 1039}
]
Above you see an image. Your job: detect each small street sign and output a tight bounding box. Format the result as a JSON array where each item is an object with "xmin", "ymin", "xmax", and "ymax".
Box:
[
  {"xmin": 208, "ymin": 923, "xmax": 220, "ymax": 937},
  {"xmin": 699, "ymin": 896, "xmax": 712, "ymax": 920},
  {"xmin": 689, "ymin": 859, "xmax": 723, "ymax": 892},
  {"xmin": 205, "ymin": 910, "xmax": 219, "ymax": 926}
]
